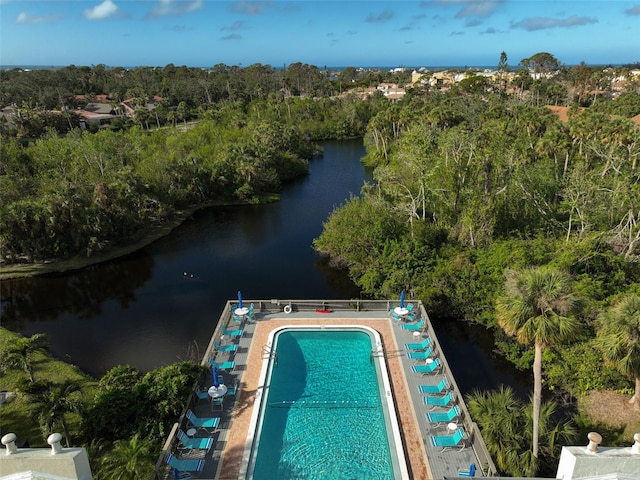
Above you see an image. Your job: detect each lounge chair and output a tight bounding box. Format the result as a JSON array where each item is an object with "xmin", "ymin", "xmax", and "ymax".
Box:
[
  {"xmin": 177, "ymin": 430, "xmax": 213, "ymax": 451},
  {"xmin": 407, "ymin": 346, "xmax": 433, "ymax": 361},
  {"xmin": 405, "ymin": 336, "xmax": 431, "ymax": 351},
  {"xmin": 221, "ymin": 324, "xmax": 243, "ymax": 337},
  {"xmin": 411, "ymin": 358, "xmax": 441, "ymax": 374},
  {"xmin": 429, "ymin": 427, "xmax": 466, "ymax": 451},
  {"xmin": 418, "ymin": 377, "xmax": 449, "ymax": 394},
  {"xmin": 213, "ymin": 339, "xmax": 237, "ymax": 352},
  {"xmin": 423, "ymin": 390, "xmax": 455, "ymax": 408},
  {"xmin": 402, "ymin": 318, "xmax": 424, "ymax": 331},
  {"xmin": 186, "ymin": 409, "xmax": 220, "ymax": 431},
  {"xmin": 426, "ymin": 405, "xmax": 460, "ymax": 424},
  {"xmin": 208, "ymin": 358, "xmax": 235, "ymax": 371},
  {"xmin": 457, "ymin": 463, "xmax": 476, "ymax": 477},
  {"xmin": 195, "ymin": 387, "xmax": 210, "ymax": 401},
  {"xmin": 165, "ymin": 453, "xmax": 204, "ymax": 473}
]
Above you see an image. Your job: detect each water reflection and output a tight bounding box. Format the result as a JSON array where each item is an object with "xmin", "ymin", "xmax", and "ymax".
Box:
[{"xmin": 1, "ymin": 253, "xmax": 154, "ymax": 330}]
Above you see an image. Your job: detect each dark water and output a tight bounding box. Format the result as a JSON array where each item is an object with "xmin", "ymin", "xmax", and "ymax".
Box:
[{"xmin": 0, "ymin": 138, "xmax": 530, "ymax": 397}]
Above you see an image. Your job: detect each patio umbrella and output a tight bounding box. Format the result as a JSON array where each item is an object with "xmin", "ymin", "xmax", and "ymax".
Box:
[
  {"xmin": 400, "ymin": 290, "xmax": 405, "ymax": 309},
  {"xmin": 213, "ymin": 366, "xmax": 220, "ymax": 388},
  {"xmin": 237, "ymin": 290, "xmax": 243, "ymax": 309}
]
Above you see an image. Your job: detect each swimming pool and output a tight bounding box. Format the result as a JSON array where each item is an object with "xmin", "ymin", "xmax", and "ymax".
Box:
[{"xmin": 241, "ymin": 325, "xmax": 409, "ymax": 480}]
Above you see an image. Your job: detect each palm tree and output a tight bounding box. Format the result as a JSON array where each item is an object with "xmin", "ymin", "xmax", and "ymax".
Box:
[
  {"xmin": 596, "ymin": 293, "xmax": 640, "ymax": 410},
  {"xmin": 2, "ymin": 333, "xmax": 49, "ymax": 382},
  {"xmin": 467, "ymin": 386, "xmax": 577, "ymax": 476},
  {"xmin": 31, "ymin": 379, "xmax": 83, "ymax": 447},
  {"xmin": 98, "ymin": 433, "xmax": 157, "ymax": 480},
  {"xmin": 495, "ymin": 266, "xmax": 580, "ymax": 461}
]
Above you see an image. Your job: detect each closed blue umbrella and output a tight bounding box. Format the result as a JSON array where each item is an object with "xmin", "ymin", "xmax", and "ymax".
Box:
[
  {"xmin": 237, "ymin": 290, "xmax": 243, "ymax": 309},
  {"xmin": 213, "ymin": 366, "xmax": 220, "ymax": 388},
  {"xmin": 400, "ymin": 291, "xmax": 405, "ymax": 309}
]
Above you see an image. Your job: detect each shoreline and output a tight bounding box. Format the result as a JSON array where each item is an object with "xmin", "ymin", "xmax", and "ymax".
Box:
[{"xmin": 0, "ymin": 196, "xmax": 279, "ymax": 280}]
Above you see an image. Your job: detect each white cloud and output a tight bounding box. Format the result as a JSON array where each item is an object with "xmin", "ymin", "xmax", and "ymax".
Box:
[
  {"xmin": 84, "ymin": 0, "xmax": 119, "ymax": 20},
  {"xmin": 16, "ymin": 12, "xmax": 62, "ymax": 24},
  {"xmin": 146, "ymin": 0, "xmax": 203, "ymax": 19},
  {"xmin": 425, "ymin": 0, "xmax": 504, "ymax": 19},
  {"xmin": 624, "ymin": 5, "xmax": 640, "ymax": 15},
  {"xmin": 229, "ymin": 1, "xmax": 273, "ymax": 16},
  {"xmin": 511, "ymin": 15, "xmax": 597, "ymax": 31}
]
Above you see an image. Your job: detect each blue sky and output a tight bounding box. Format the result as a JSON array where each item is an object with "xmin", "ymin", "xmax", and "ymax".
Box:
[{"xmin": 1, "ymin": 1, "xmax": 639, "ymax": 68}]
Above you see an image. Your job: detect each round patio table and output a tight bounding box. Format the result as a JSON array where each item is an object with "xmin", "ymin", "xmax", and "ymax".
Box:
[
  {"xmin": 234, "ymin": 307, "xmax": 249, "ymax": 316},
  {"xmin": 208, "ymin": 384, "xmax": 228, "ymax": 399}
]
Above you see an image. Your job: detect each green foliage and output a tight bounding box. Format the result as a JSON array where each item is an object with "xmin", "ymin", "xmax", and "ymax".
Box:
[
  {"xmin": 545, "ymin": 340, "xmax": 630, "ymax": 396},
  {"xmin": 82, "ymin": 362, "xmax": 204, "ymax": 443},
  {"xmin": 466, "ymin": 386, "xmax": 577, "ymax": 476}
]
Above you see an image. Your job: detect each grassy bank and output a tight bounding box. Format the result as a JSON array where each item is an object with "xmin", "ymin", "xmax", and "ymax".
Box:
[{"xmin": 0, "ymin": 328, "xmax": 98, "ymax": 447}]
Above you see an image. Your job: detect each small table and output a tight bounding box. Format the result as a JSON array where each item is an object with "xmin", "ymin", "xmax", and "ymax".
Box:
[
  {"xmin": 394, "ymin": 307, "xmax": 409, "ymax": 316},
  {"xmin": 425, "ymin": 358, "xmax": 434, "ymax": 365},
  {"xmin": 208, "ymin": 384, "xmax": 228, "ymax": 399},
  {"xmin": 234, "ymin": 307, "xmax": 249, "ymax": 317},
  {"xmin": 413, "ymin": 331, "xmax": 421, "ymax": 338},
  {"xmin": 186, "ymin": 428, "xmax": 197, "ymax": 437},
  {"xmin": 447, "ymin": 422, "xmax": 458, "ymax": 433}
]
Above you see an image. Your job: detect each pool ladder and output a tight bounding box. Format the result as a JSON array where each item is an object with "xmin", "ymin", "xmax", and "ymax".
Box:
[
  {"xmin": 262, "ymin": 344, "xmax": 278, "ymax": 367},
  {"xmin": 370, "ymin": 346, "xmax": 384, "ymax": 363}
]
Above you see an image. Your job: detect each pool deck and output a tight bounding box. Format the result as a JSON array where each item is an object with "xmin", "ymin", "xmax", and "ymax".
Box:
[{"xmin": 157, "ymin": 301, "xmax": 496, "ymax": 480}]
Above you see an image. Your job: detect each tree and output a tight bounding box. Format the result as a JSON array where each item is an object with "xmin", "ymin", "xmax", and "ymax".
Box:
[
  {"xmin": 467, "ymin": 386, "xmax": 577, "ymax": 476},
  {"xmin": 2, "ymin": 333, "xmax": 49, "ymax": 382},
  {"xmin": 520, "ymin": 52, "xmax": 561, "ymax": 76},
  {"xmin": 495, "ymin": 266, "xmax": 580, "ymax": 462},
  {"xmin": 596, "ymin": 293, "xmax": 640, "ymax": 410},
  {"xmin": 30, "ymin": 379, "xmax": 83, "ymax": 447},
  {"xmin": 98, "ymin": 433, "xmax": 157, "ymax": 480}
]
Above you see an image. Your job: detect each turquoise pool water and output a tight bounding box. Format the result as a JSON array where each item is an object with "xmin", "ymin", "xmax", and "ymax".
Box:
[{"xmin": 246, "ymin": 327, "xmax": 406, "ymax": 480}]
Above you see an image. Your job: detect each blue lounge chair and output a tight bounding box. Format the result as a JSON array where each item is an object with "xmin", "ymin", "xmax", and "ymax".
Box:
[
  {"xmin": 177, "ymin": 430, "xmax": 213, "ymax": 450},
  {"xmin": 186, "ymin": 409, "xmax": 220, "ymax": 431},
  {"xmin": 405, "ymin": 336, "xmax": 431, "ymax": 351},
  {"xmin": 213, "ymin": 339, "xmax": 237, "ymax": 352},
  {"xmin": 195, "ymin": 387, "xmax": 210, "ymax": 401},
  {"xmin": 426, "ymin": 405, "xmax": 460, "ymax": 424},
  {"xmin": 221, "ymin": 324, "xmax": 243, "ymax": 337},
  {"xmin": 411, "ymin": 358, "xmax": 441, "ymax": 374},
  {"xmin": 423, "ymin": 390, "xmax": 455, "ymax": 408},
  {"xmin": 458, "ymin": 463, "xmax": 476, "ymax": 477},
  {"xmin": 165, "ymin": 453, "xmax": 204, "ymax": 473},
  {"xmin": 407, "ymin": 346, "xmax": 433, "ymax": 360},
  {"xmin": 402, "ymin": 318, "xmax": 424, "ymax": 331},
  {"xmin": 208, "ymin": 358, "xmax": 235, "ymax": 371},
  {"xmin": 418, "ymin": 377, "xmax": 449, "ymax": 394},
  {"xmin": 429, "ymin": 427, "xmax": 466, "ymax": 451}
]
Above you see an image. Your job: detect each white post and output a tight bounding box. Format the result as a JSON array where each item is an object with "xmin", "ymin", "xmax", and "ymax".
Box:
[
  {"xmin": 1, "ymin": 433, "xmax": 18, "ymax": 454},
  {"xmin": 586, "ymin": 431, "xmax": 602, "ymax": 453},
  {"xmin": 47, "ymin": 433, "xmax": 63, "ymax": 454}
]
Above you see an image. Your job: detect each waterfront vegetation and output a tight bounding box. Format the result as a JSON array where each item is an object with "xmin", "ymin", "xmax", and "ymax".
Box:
[{"xmin": 1, "ymin": 56, "xmax": 640, "ymax": 476}]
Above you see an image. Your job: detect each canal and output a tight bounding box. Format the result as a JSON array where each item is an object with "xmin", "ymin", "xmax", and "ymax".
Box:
[{"xmin": 0, "ymin": 138, "xmax": 529, "ymax": 396}]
